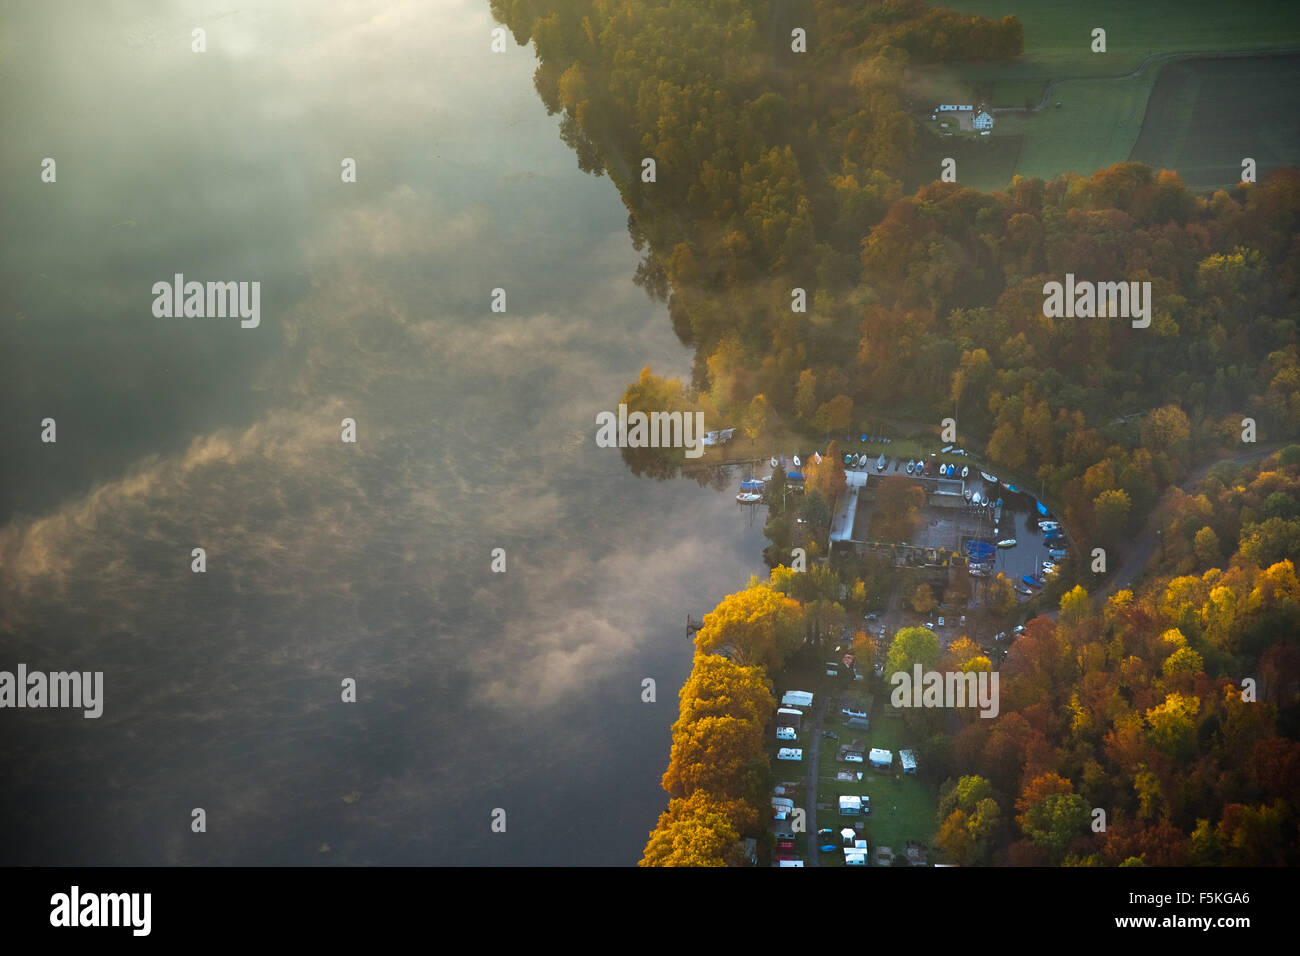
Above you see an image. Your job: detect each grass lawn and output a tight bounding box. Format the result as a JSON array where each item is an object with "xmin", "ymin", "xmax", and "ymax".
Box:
[
  {"xmin": 858, "ymin": 706, "xmax": 939, "ymax": 853},
  {"xmin": 1130, "ymin": 55, "xmax": 1300, "ymax": 189},
  {"xmin": 906, "ymin": 0, "xmax": 1300, "ymax": 187},
  {"xmin": 812, "ymin": 680, "xmax": 939, "ymax": 867},
  {"xmin": 908, "ymin": 52, "xmax": 1157, "ymax": 189},
  {"xmin": 909, "ymin": 124, "xmax": 1025, "ymax": 194},
  {"xmin": 1010, "ymin": 71, "xmax": 1157, "ymax": 182},
  {"xmin": 939, "ymin": 0, "xmax": 1300, "ymax": 79}
]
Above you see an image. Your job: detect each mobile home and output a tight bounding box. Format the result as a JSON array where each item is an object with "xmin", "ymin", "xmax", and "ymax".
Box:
[{"xmin": 900, "ymin": 749, "xmax": 918, "ymax": 774}]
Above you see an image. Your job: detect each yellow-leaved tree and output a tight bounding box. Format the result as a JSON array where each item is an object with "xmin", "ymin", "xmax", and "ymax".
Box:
[
  {"xmin": 639, "ymin": 792, "xmax": 757, "ymax": 867},
  {"xmin": 660, "ymin": 714, "xmax": 766, "ymax": 800},
  {"xmin": 675, "ymin": 655, "xmax": 776, "ymax": 729},
  {"xmin": 692, "ymin": 583, "xmax": 802, "ymax": 670}
]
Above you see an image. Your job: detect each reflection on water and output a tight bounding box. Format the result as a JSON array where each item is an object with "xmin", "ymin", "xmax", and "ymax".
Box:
[{"xmin": 0, "ymin": 1, "xmax": 766, "ymax": 865}]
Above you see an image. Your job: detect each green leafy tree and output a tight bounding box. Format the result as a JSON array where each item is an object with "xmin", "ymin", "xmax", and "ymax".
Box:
[
  {"xmin": 1093, "ymin": 489, "xmax": 1131, "ymax": 548},
  {"xmin": 794, "ymin": 369, "xmax": 818, "ymax": 421},
  {"xmin": 987, "ymin": 573, "xmax": 1016, "ymax": 615},
  {"xmin": 1144, "ymin": 692, "xmax": 1200, "ymax": 760},
  {"xmin": 798, "ymin": 489, "xmax": 832, "ymax": 534},
  {"xmin": 1193, "ymin": 526, "xmax": 1221, "ymax": 567},
  {"xmin": 885, "ymin": 625, "xmax": 941, "ymax": 677},
  {"xmin": 1018, "ymin": 792, "xmax": 1090, "ymax": 859},
  {"xmin": 1059, "ymin": 585, "xmax": 1090, "ymax": 626}
]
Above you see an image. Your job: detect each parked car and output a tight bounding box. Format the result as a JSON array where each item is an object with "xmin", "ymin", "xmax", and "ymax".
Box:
[{"xmin": 936, "ymin": 616, "xmax": 945, "ymax": 628}]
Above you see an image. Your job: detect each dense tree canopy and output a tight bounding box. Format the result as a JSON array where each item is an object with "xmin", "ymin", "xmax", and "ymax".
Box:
[{"xmin": 500, "ymin": 1, "xmax": 1300, "ymax": 867}]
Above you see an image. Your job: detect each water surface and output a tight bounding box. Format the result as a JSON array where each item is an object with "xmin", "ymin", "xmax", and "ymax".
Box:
[{"xmin": 0, "ymin": 0, "xmax": 767, "ymax": 865}]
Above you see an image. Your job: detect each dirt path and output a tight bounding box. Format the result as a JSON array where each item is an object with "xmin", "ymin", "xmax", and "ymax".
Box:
[
  {"xmin": 1097, "ymin": 443, "xmax": 1282, "ymax": 602},
  {"xmin": 803, "ymin": 692, "xmax": 829, "ymax": 867}
]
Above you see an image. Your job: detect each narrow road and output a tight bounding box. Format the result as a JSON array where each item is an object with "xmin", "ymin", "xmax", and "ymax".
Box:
[
  {"xmin": 1097, "ymin": 443, "xmax": 1282, "ymax": 602},
  {"xmin": 1024, "ymin": 443, "xmax": 1279, "ymax": 627},
  {"xmin": 803, "ymin": 692, "xmax": 829, "ymax": 866}
]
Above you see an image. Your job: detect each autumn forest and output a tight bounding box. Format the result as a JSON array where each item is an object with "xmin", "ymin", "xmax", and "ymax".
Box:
[{"xmin": 490, "ymin": 0, "xmax": 1300, "ymax": 866}]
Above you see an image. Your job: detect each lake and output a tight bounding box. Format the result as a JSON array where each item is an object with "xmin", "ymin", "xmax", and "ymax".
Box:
[{"xmin": 0, "ymin": 0, "xmax": 768, "ymax": 865}]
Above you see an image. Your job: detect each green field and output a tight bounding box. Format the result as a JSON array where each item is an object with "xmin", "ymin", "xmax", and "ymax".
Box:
[
  {"xmin": 1130, "ymin": 54, "xmax": 1300, "ymax": 189},
  {"xmin": 909, "ymin": 73, "xmax": 1152, "ymax": 192},
  {"xmin": 909, "ymin": 122, "xmax": 1024, "ymax": 194},
  {"xmin": 1006, "ymin": 71, "xmax": 1157, "ymax": 183},
  {"xmin": 814, "ymin": 687, "xmax": 938, "ymax": 867},
  {"xmin": 906, "ymin": 0, "xmax": 1300, "ymax": 190},
  {"xmin": 940, "ymin": 0, "xmax": 1300, "ymax": 83}
]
